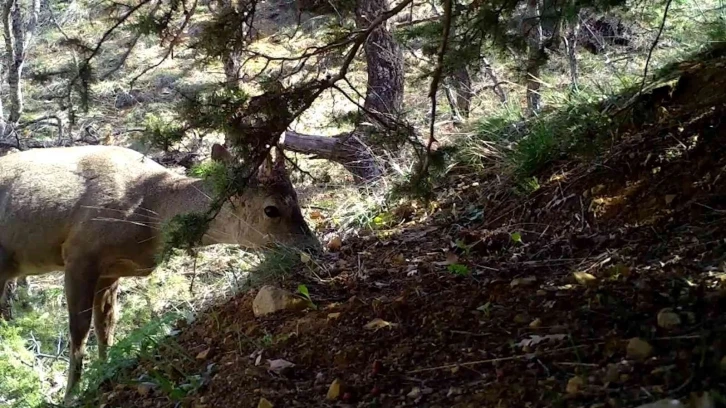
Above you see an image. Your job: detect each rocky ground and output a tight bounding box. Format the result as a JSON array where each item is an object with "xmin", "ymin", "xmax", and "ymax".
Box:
[{"xmin": 89, "ymin": 48, "xmax": 726, "ymax": 408}]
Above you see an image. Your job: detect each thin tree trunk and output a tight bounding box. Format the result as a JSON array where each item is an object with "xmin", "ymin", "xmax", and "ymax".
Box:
[
  {"xmin": 223, "ymin": 50, "xmax": 241, "ymax": 90},
  {"xmin": 525, "ymin": 0, "xmax": 544, "ymax": 115},
  {"xmin": 564, "ymin": 11, "xmax": 581, "ymax": 89},
  {"xmin": 483, "ymin": 57, "xmax": 507, "ymax": 103},
  {"xmin": 3, "ymin": 0, "xmax": 40, "ymax": 125},
  {"xmin": 283, "ymin": 0, "xmax": 404, "ymax": 182}
]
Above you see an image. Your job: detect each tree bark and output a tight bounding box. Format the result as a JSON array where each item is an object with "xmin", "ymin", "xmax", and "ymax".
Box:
[
  {"xmin": 283, "ymin": 0, "xmax": 404, "ymax": 182},
  {"xmin": 564, "ymin": 10, "xmax": 581, "ymax": 89},
  {"xmin": 525, "ymin": 0, "xmax": 544, "ymax": 115},
  {"xmin": 355, "ymin": 0, "xmax": 404, "ymax": 127},
  {"xmin": 2, "ymin": 0, "xmax": 40, "ymax": 130}
]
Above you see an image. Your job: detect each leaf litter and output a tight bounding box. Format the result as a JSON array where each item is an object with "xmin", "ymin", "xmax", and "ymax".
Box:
[{"xmin": 96, "ymin": 49, "xmax": 726, "ymax": 407}]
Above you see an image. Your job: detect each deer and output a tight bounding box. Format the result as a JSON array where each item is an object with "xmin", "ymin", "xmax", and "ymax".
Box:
[{"xmin": 0, "ymin": 143, "xmax": 319, "ymax": 404}]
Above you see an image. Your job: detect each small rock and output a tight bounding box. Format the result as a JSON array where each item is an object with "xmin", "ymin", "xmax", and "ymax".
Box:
[
  {"xmin": 634, "ymin": 399, "xmax": 686, "ymax": 408},
  {"xmin": 626, "ymin": 337, "xmax": 653, "ymax": 360},
  {"xmin": 603, "ymin": 364, "xmax": 620, "ymax": 384},
  {"xmin": 407, "ymin": 387, "xmax": 422, "ymax": 399},
  {"xmin": 529, "ymin": 318, "xmax": 542, "ymax": 328},
  {"xmin": 566, "ymin": 376, "xmax": 585, "ymax": 394},
  {"xmin": 252, "ymin": 286, "xmax": 308, "ymax": 317},
  {"xmin": 257, "ymin": 397, "xmax": 274, "ymax": 408},
  {"xmin": 136, "ymin": 382, "xmax": 155, "ymax": 397},
  {"xmin": 657, "ymin": 308, "xmax": 681, "ymax": 329},
  {"xmin": 573, "ymin": 271, "xmax": 598, "ymax": 286},
  {"xmin": 327, "ymin": 236, "xmax": 343, "ymax": 252},
  {"xmin": 510, "ymin": 276, "xmax": 537, "ymax": 287},
  {"xmin": 326, "ymin": 379, "xmax": 343, "ymax": 400}
]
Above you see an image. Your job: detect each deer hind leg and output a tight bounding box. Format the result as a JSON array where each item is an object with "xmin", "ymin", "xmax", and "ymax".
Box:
[
  {"xmin": 63, "ymin": 258, "xmax": 100, "ymax": 406},
  {"xmin": 0, "ymin": 246, "xmax": 19, "ymax": 321},
  {"xmin": 93, "ymin": 277, "xmax": 119, "ymax": 361}
]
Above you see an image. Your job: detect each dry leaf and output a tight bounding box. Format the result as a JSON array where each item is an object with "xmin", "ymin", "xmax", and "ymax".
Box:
[
  {"xmin": 510, "ymin": 276, "xmax": 537, "ymax": 287},
  {"xmin": 327, "ymin": 236, "xmax": 343, "ymax": 251},
  {"xmin": 566, "ymin": 376, "xmax": 584, "ymax": 394},
  {"xmin": 573, "ymin": 271, "xmax": 598, "ymax": 286},
  {"xmin": 326, "ymin": 379, "xmax": 342, "ymax": 400},
  {"xmin": 257, "ymin": 397, "xmax": 274, "ymax": 408},
  {"xmin": 268, "ymin": 359, "xmax": 295, "ymax": 374},
  {"xmin": 364, "ymin": 318, "xmax": 397, "ymax": 330},
  {"xmin": 626, "ymin": 337, "xmax": 653, "ymax": 360},
  {"xmin": 515, "ymin": 334, "xmax": 566, "ymax": 348},
  {"xmin": 327, "ymin": 312, "xmax": 341, "ymax": 320},
  {"xmin": 196, "ymin": 348, "xmax": 210, "ymax": 360},
  {"xmin": 300, "ymin": 252, "xmax": 311, "ymax": 264}
]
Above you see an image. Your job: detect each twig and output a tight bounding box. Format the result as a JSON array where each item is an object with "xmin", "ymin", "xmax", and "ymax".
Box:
[
  {"xmin": 408, "ymin": 344, "xmax": 598, "ymax": 374},
  {"xmin": 639, "ymin": 0, "xmax": 674, "ymax": 94}
]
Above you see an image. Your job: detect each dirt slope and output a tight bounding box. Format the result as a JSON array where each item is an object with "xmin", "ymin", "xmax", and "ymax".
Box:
[{"xmin": 95, "ymin": 48, "xmax": 726, "ymax": 408}]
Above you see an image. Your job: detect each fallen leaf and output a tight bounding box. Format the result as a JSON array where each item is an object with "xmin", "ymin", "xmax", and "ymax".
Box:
[
  {"xmin": 566, "ymin": 376, "xmax": 584, "ymax": 394},
  {"xmin": 407, "ymin": 387, "xmax": 422, "ymax": 399},
  {"xmin": 573, "ymin": 271, "xmax": 598, "ymax": 286},
  {"xmin": 626, "ymin": 337, "xmax": 653, "ymax": 360},
  {"xmin": 327, "ymin": 236, "xmax": 343, "ymax": 251},
  {"xmin": 196, "ymin": 348, "xmax": 210, "ymax": 360},
  {"xmin": 445, "ymin": 251, "xmax": 459, "ymax": 264},
  {"xmin": 300, "ymin": 252, "xmax": 311, "ymax": 263},
  {"xmin": 267, "ymin": 359, "xmax": 295, "ymax": 374},
  {"xmin": 326, "ymin": 379, "xmax": 343, "ymax": 400},
  {"xmin": 664, "ymin": 194, "xmax": 676, "ymax": 205},
  {"xmin": 510, "ymin": 276, "xmax": 537, "ymax": 287},
  {"xmin": 327, "ymin": 312, "xmax": 341, "ymax": 320},
  {"xmin": 257, "ymin": 397, "xmax": 274, "ymax": 408},
  {"xmin": 529, "ymin": 318, "xmax": 542, "ymax": 328},
  {"xmin": 309, "ymin": 210, "xmax": 323, "ymax": 219},
  {"xmin": 364, "ymin": 318, "xmax": 397, "ymax": 330},
  {"xmin": 515, "ymin": 334, "xmax": 566, "ymax": 348}
]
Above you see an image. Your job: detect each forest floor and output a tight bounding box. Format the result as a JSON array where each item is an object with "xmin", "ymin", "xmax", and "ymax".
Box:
[{"xmin": 86, "ymin": 48, "xmax": 726, "ymax": 408}]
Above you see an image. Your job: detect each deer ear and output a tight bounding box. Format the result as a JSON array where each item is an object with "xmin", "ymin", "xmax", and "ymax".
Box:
[{"xmin": 211, "ymin": 143, "xmax": 233, "ymax": 164}]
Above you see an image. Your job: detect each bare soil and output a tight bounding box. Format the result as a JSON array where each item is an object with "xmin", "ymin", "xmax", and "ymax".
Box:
[{"xmin": 94, "ymin": 48, "xmax": 726, "ymax": 408}]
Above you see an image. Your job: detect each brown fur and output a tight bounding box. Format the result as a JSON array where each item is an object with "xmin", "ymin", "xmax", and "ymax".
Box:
[{"xmin": 0, "ymin": 143, "xmax": 318, "ymax": 403}]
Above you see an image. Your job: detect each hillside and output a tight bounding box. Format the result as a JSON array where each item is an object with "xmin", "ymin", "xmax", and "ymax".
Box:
[{"xmin": 81, "ymin": 46, "xmax": 726, "ymax": 408}]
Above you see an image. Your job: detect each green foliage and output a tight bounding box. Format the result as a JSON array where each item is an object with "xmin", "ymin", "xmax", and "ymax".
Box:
[
  {"xmin": 178, "ymin": 87, "xmax": 249, "ymax": 134},
  {"xmin": 510, "ymin": 231, "xmax": 523, "ymax": 244},
  {"xmin": 296, "ymin": 284, "xmax": 317, "ymax": 309},
  {"xmin": 0, "ymin": 323, "xmax": 44, "ymax": 407},
  {"xmin": 188, "ymin": 161, "xmax": 229, "ymax": 197},
  {"xmin": 79, "ymin": 312, "xmax": 183, "ymax": 403},
  {"xmin": 140, "ymin": 112, "xmax": 187, "ymax": 151},
  {"xmin": 159, "ymin": 212, "xmax": 211, "ymax": 263},
  {"xmin": 447, "ymin": 263, "xmax": 470, "ymax": 276},
  {"xmin": 461, "ymin": 89, "xmax": 613, "ymax": 181}
]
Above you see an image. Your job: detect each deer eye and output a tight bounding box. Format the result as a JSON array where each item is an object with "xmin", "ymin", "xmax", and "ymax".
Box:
[{"xmin": 264, "ymin": 206, "xmax": 281, "ymax": 218}]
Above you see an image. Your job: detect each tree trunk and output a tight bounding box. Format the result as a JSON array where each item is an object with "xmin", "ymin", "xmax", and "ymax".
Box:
[
  {"xmin": 2, "ymin": 0, "xmax": 40, "ymax": 128},
  {"xmin": 355, "ymin": 0, "xmax": 404, "ymax": 127},
  {"xmin": 525, "ymin": 0, "xmax": 544, "ymax": 115},
  {"xmin": 223, "ymin": 49, "xmax": 241, "ymax": 90},
  {"xmin": 444, "ymin": 67, "xmax": 474, "ymax": 120},
  {"xmin": 483, "ymin": 57, "xmax": 507, "ymax": 103},
  {"xmin": 283, "ymin": 130, "xmax": 381, "ymax": 181},
  {"xmin": 564, "ymin": 11, "xmax": 581, "ymax": 89},
  {"xmin": 283, "ymin": 0, "xmax": 404, "ymax": 182}
]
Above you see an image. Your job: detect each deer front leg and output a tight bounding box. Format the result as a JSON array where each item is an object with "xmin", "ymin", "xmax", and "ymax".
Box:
[
  {"xmin": 93, "ymin": 277, "xmax": 120, "ymax": 361},
  {"xmin": 63, "ymin": 259, "xmax": 100, "ymax": 406}
]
